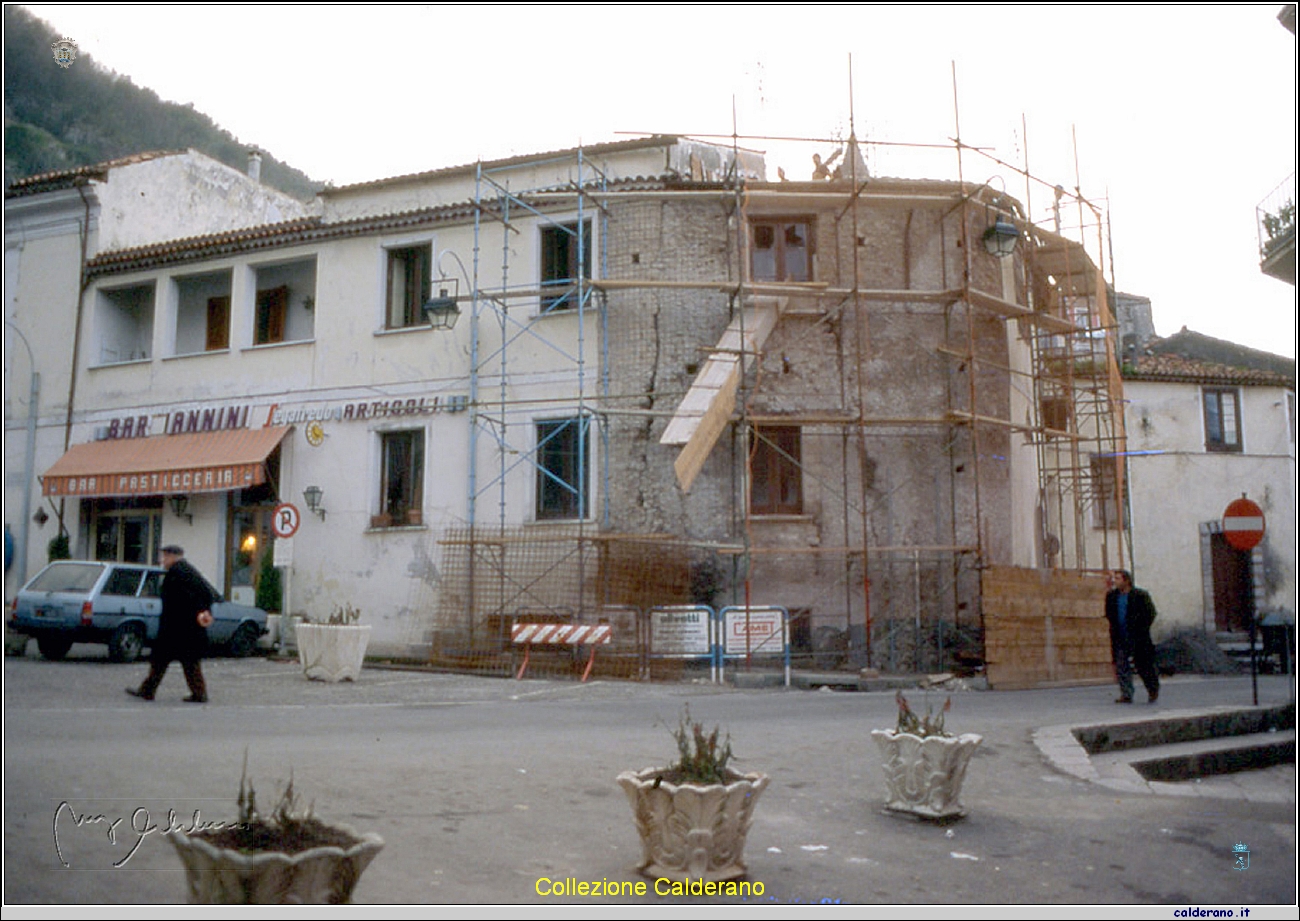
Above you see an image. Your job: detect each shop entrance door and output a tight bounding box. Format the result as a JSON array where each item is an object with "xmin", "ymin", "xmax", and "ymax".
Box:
[
  {"xmin": 228, "ymin": 505, "xmax": 275, "ymax": 606},
  {"xmin": 94, "ymin": 511, "xmax": 162, "ymax": 564}
]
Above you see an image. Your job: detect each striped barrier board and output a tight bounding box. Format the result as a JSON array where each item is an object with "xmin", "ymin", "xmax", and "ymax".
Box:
[{"xmin": 510, "ymin": 623, "xmax": 613, "ymax": 681}]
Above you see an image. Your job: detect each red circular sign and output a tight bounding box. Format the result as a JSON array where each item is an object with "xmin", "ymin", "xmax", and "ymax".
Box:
[
  {"xmin": 272, "ymin": 503, "xmax": 301, "ymax": 539},
  {"xmin": 1222, "ymin": 497, "xmax": 1265, "ymax": 552}
]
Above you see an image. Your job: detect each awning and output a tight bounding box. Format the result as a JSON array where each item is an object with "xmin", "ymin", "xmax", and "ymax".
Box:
[{"xmin": 41, "ymin": 426, "xmax": 290, "ymax": 498}]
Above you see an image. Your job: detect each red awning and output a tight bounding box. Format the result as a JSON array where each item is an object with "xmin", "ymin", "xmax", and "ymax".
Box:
[{"xmin": 41, "ymin": 426, "xmax": 290, "ymax": 498}]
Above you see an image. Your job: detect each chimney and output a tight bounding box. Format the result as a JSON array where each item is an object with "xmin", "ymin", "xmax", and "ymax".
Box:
[{"xmin": 247, "ymin": 149, "xmax": 262, "ymax": 182}]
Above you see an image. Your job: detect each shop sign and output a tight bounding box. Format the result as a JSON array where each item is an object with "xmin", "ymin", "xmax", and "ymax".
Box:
[
  {"xmin": 47, "ymin": 464, "xmax": 262, "ymax": 497},
  {"xmin": 268, "ymin": 395, "xmax": 468, "ymax": 426}
]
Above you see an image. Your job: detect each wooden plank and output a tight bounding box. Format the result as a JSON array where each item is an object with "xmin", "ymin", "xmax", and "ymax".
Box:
[{"xmin": 663, "ymin": 298, "xmax": 785, "ymax": 492}]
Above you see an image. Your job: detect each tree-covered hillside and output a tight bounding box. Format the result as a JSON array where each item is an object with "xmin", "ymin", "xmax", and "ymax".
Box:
[{"xmin": 4, "ymin": 6, "xmax": 319, "ymax": 199}]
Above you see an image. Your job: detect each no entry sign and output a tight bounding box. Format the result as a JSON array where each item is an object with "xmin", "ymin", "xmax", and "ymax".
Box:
[{"xmin": 1222, "ymin": 497, "xmax": 1265, "ymax": 552}]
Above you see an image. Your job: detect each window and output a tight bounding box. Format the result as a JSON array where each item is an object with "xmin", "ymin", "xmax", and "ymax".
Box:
[
  {"xmin": 1203, "ymin": 388, "xmax": 1242, "ymax": 453},
  {"xmin": 386, "ymin": 244, "xmax": 431, "ymax": 329},
  {"xmin": 103, "ymin": 568, "xmax": 144, "ymax": 597},
  {"xmin": 378, "ymin": 430, "xmax": 424, "ymax": 527},
  {"xmin": 255, "ymin": 285, "xmax": 288, "ymax": 345},
  {"xmin": 96, "ymin": 283, "xmax": 155, "ymax": 364},
  {"xmin": 174, "ymin": 270, "xmax": 231, "ymax": 355},
  {"xmin": 1040, "ymin": 395, "xmax": 1072, "ymax": 434},
  {"xmin": 540, "ymin": 220, "xmax": 592, "ymax": 312},
  {"xmin": 536, "ymin": 417, "xmax": 591, "ymax": 520},
  {"xmin": 141, "ymin": 570, "xmax": 164, "ymax": 598},
  {"xmin": 251, "ymin": 258, "xmax": 316, "ymax": 345},
  {"xmin": 750, "ymin": 219, "xmax": 812, "ymax": 282},
  {"xmin": 750, "ymin": 425, "xmax": 803, "ymax": 515},
  {"xmin": 1089, "ymin": 454, "xmax": 1124, "ymax": 529}
]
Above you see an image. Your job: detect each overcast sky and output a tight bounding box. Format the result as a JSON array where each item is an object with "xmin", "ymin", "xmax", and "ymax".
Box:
[{"xmin": 20, "ymin": 4, "xmax": 1299, "ymax": 358}]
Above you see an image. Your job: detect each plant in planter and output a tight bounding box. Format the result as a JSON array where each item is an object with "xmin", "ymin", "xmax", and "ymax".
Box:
[
  {"xmin": 616, "ymin": 706, "xmax": 769, "ymax": 883},
  {"xmin": 168, "ymin": 762, "xmax": 383, "ymax": 903},
  {"xmin": 296, "ymin": 603, "xmax": 371, "ymax": 682},
  {"xmin": 871, "ymin": 691, "xmax": 982, "ymax": 821}
]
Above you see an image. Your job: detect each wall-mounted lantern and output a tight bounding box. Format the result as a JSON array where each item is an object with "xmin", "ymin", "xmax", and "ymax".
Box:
[
  {"xmin": 982, "ymin": 215, "xmax": 1019, "ymax": 258},
  {"xmin": 303, "ymin": 485, "xmax": 326, "ymax": 521},
  {"xmin": 168, "ymin": 494, "xmax": 193, "ymax": 524}
]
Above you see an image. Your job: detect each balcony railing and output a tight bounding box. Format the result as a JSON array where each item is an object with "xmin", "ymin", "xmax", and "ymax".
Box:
[{"xmin": 1257, "ymin": 173, "xmax": 1296, "ymax": 259}]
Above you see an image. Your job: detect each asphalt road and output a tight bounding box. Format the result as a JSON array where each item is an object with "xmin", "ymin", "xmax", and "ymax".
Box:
[{"xmin": 3, "ymin": 645, "xmax": 1296, "ymax": 911}]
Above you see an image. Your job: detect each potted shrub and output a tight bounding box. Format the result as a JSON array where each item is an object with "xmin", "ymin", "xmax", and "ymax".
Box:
[
  {"xmin": 871, "ymin": 691, "xmax": 981, "ymax": 821},
  {"xmin": 616, "ymin": 707, "xmax": 769, "ymax": 883},
  {"xmin": 296, "ymin": 604, "xmax": 371, "ymax": 682},
  {"xmin": 168, "ymin": 763, "xmax": 383, "ymax": 904}
]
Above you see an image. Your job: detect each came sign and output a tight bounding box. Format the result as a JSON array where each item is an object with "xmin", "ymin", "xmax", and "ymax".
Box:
[{"xmin": 1222, "ymin": 497, "xmax": 1266, "ymax": 552}]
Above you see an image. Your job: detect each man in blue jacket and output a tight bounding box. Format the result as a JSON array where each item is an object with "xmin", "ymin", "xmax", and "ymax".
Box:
[
  {"xmin": 126, "ymin": 545, "xmax": 218, "ymax": 703},
  {"xmin": 1105, "ymin": 569, "xmax": 1159, "ymax": 704}
]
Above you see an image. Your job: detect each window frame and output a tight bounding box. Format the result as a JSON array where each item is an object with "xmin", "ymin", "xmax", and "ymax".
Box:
[
  {"xmin": 534, "ymin": 416, "xmax": 592, "ymax": 521},
  {"xmin": 749, "ymin": 217, "xmax": 813, "ymax": 283},
  {"xmin": 1202, "ymin": 387, "xmax": 1243, "ymax": 453},
  {"xmin": 385, "ymin": 243, "xmax": 432, "ymax": 330},
  {"xmin": 539, "ymin": 219, "xmax": 593, "ymax": 313},
  {"xmin": 749, "ymin": 425, "xmax": 803, "ymax": 516},
  {"xmin": 376, "ymin": 429, "xmax": 425, "ymax": 528}
]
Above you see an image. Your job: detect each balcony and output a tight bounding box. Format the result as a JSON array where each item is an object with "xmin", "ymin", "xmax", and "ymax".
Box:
[{"xmin": 1257, "ymin": 173, "xmax": 1296, "ymax": 286}]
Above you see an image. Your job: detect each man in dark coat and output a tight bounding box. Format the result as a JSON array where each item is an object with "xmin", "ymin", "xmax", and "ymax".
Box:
[
  {"xmin": 1105, "ymin": 569, "xmax": 1159, "ymax": 704},
  {"xmin": 126, "ymin": 545, "xmax": 218, "ymax": 703}
]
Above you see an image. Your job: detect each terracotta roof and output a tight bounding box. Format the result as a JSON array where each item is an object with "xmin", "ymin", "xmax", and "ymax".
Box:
[
  {"xmin": 1123, "ymin": 352, "xmax": 1295, "ymax": 387},
  {"xmin": 85, "ymin": 175, "xmax": 682, "ymax": 278},
  {"xmin": 5, "ymin": 150, "xmax": 189, "ymax": 199}
]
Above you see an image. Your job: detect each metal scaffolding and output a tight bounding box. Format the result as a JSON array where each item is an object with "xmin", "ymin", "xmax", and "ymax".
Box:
[{"xmin": 423, "ymin": 110, "xmax": 1127, "ymax": 680}]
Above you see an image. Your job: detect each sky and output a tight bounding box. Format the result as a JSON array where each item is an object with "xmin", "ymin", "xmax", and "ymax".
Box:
[{"xmin": 19, "ymin": 4, "xmax": 1299, "ymax": 359}]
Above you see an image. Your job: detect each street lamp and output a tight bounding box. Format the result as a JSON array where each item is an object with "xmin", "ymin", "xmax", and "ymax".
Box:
[
  {"xmin": 422, "ymin": 285, "xmax": 461, "ymax": 330},
  {"xmin": 982, "ymin": 216, "xmax": 1019, "ymax": 258}
]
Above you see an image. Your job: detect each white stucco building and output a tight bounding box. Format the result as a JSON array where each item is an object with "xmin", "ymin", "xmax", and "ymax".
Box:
[
  {"xmin": 1122, "ymin": 328, "xmax": 1296, "ymax": 639},
  {"xmin": 4, "ymin": 150, "xmax": 310, "ymax": 594}
]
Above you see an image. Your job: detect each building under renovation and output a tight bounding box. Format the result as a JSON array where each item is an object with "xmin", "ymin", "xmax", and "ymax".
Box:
[
  {"xmin": 414, "ymin": 134, "xmax": 1127, "ymax": 685},
  {"xmin": 8, "ymin": 133, "xmax": 1127, "ymax": 687}
]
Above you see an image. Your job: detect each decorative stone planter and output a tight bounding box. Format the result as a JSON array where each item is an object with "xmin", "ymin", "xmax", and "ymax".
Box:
[
  {"xmin": 168, "ymin": 823, "xmax": 383, "ymax": 904},
  {"xmin": 871, "ymin": 729, "xmax": 982, "ymax": 820},
  {"xmin": 296, "ymin": 624, "xmax": 371, "ymax": 682},
  {"xmin": 617, "ymin": 767, "xmax": 769, "ymax": 882}
]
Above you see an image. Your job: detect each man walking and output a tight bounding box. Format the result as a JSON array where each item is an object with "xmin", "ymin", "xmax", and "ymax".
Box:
[
  {"xmin": 126, "ymin": 545, "xmax": 218, "ymax": 703},
  {"xmin": 1105, "ymin": 569, "xmax": 1159, "ymax": 704}
]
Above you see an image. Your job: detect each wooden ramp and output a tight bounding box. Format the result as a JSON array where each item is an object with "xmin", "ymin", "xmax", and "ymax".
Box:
[{"xmin": 660, "ymin": 296, "xmax": 786, "ymax": 491}]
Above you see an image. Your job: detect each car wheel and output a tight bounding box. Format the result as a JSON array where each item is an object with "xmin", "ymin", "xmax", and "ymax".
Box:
[
  {"xmin": 108, "ymin": 624, "xmax": 145, "ymax": 663},
  {"xmin": 226, "ymin": 622, "xmax": 260, "ymax": 658},
  {"xmin": 36, "ymin": 635, "xmax": 73, "ymax": 661}
]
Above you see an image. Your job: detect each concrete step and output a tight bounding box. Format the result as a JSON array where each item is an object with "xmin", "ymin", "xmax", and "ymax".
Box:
[{"xmin": 1037, "ymin": 704, "xmax": 1297, "ymax": 800}]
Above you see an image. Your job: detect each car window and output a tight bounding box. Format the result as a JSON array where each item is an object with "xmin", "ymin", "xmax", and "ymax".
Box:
[
  {"xmin": 140, "ymin": 571, "xmax": 165, "ymax": 598},
  {"xmin": 25, "ymin": 563, "xmax": 104, "ymax": 593},
  {"xmin": 103, "ymin": 568, "xmax": 144, "ymax": 597}
]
